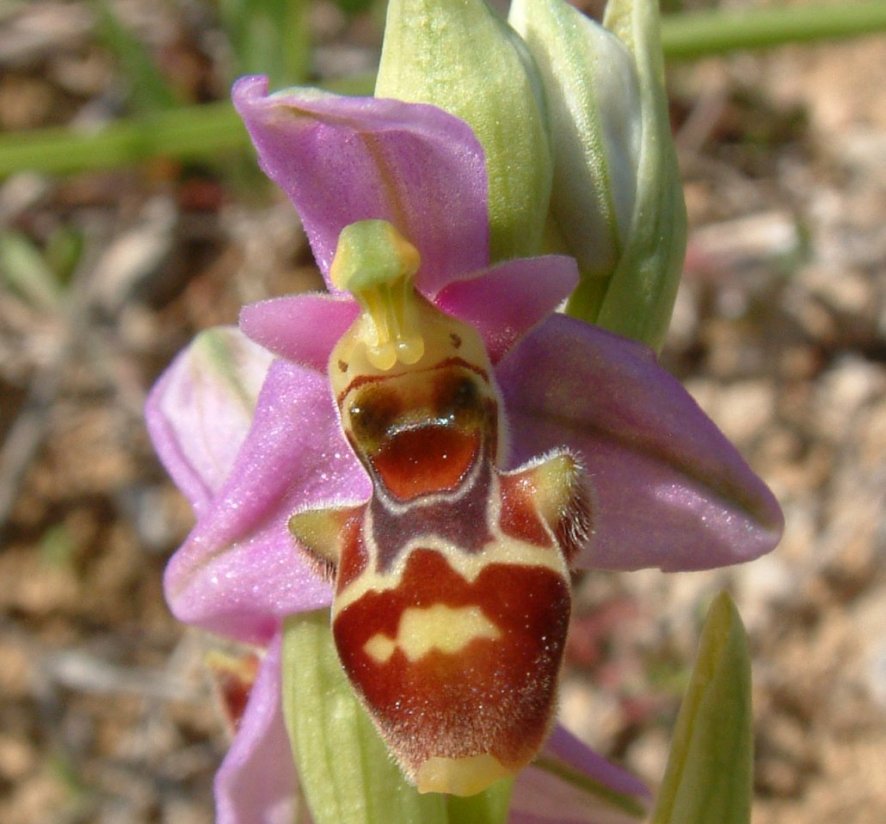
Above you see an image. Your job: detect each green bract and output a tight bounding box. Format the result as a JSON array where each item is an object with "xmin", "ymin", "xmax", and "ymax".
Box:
[
  {"xmin": 650, "ymin": 592, "xmax": 753, "ymax": 824},
  {"xmin": 376, "ymin": 0, "xmax": 552, "ymax": 263},
  {"xmin": 511, "ymin": 0, "xmax": 687, "ymax": 351}
]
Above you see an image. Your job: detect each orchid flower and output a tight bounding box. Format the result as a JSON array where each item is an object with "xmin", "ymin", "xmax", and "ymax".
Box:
[{"xmin": 146, "ymin": 74, "xmax": 781, "ymax": 823}]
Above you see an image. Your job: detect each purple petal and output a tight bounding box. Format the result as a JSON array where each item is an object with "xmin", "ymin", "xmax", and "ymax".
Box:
[
  {"xmin": 435, "ymin": 255, "xmax": 578, "ymax": 363},
  {"xmin": 233, "ymin": 76, "xmax": 489, "ymax": 294},
  {"xmin": 215, "ymin": 635, "xmax": 306, "ymax": 824},
  {"xmin": 498, "ymin": 315, "xmax": 783, "ymax": 571},
  {"xmin": 510, "ymin": 724, "xmax": 650, "ymax": 824},
  {"xmin": 164, "ymin": 359, "xmax": 370, "ymax": 644},
  {"xmin": 543, "ymin": 725, "xmax": 650, "ymax": 802},
  {"xmin": 146, "ymin": 328, "xmax": 273, "ymax": 516},
  {"xmin": 240, "ymin": 294, "xmax": 359, "ymax": 372},
  {"xmin": 510, "ymin": 771, "xmax": 644, "ymax": 824}
]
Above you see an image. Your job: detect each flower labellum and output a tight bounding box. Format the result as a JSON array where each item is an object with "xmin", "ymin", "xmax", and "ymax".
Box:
[{"xmin": 288, "ymin": 220, "xmax": 590, "ymax": 796}]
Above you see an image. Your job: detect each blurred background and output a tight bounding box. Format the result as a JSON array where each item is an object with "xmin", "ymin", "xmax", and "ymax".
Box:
[{"xmin": 0, "ymin": 1, "xmax": 883, "ymax": 821}]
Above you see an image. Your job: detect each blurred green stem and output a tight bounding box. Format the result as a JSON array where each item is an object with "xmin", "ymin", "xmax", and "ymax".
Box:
[
  {"xmin": 2, "ymin": 3, "xmax": 886, "ymax": 178},
  {"xmin": 0, "ymin": 102, "xmax": 245, "ymax": 178},
  {"xmin": 661, "ymin": 1, "xmax": 886, "ymax": 59},
  {"xmin": 0, "ymin": 75, "xmax": 375, "ymax": 178}
]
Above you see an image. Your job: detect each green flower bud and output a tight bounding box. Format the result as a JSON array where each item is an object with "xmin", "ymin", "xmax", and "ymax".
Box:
[
  {"xmin": 510, "ymin": 0, "xmax": 641, "ymax": 279},
  {"xmin": 376, "ymin": 0, "xmax": 553, "ymax": 263},
  {"xmin": 510, "ymin": 0, "xmax": 687, "ymax": 352}
]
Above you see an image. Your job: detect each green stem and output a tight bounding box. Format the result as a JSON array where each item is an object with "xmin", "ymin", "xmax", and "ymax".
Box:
[
  {"xmin": 0, "ymin": 74, "xmax": 375, "ymax": 179},
  {"xmin": 1, "ymin": 4, "xmax": 885, "ymax": 178},
  {"xmin": 0, "ymin": 102, "xmax": 245, "ymax": 177},
  {"xmin": 661, "ymin": 1, "xmax": 886, "ymax": 60}
]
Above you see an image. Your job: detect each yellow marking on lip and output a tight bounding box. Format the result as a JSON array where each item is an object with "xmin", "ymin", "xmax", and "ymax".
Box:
[
  {"xmin": 416, "ymin": 753, "xmax": 512, "ymax": 796},
  {"xmin": 363, "ymin": 604, "xmax": 501, "ymax": 664}
]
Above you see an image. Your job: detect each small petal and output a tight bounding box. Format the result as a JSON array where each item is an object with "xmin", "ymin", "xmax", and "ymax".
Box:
[
  {"xmin": 164, "ymin": 360, "xmax": 370, "ymax": 644},
  {"xmin": 510, "ymin": 725, "xmax": 650, "ymax": 824},
  {"xmin": 233, "ymin": 76, "xmax": 489, "ymax": 294},
  {"xmin": 511, "ymin": 768, "xmax": 641, "ymax": 824},
  {"xmin": 498, "ymin": 315, "xmax": 783, "ymax": 571},
  {"xmin": 543, "ymin": 725, "xmax": 650, "ymax": 804},
  {"xmin": 240, "ymin": 294, "xmax": 359, "ymax": 372},
  {"xmin": 215, "ymin": 635, "xmax": 305, "ymax": 824},
  {"xmin": 145, "ymin": 328, "xmax": 273, "ymax": 516},
  {"xmin": 435, "ymin": 255, "xmax": 578, "ymax": 363}
]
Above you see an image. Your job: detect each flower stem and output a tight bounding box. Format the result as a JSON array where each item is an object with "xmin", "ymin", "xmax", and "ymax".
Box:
[{"xmin": 1, "ymin": 4, "xmax": 885, "ymax": 178}]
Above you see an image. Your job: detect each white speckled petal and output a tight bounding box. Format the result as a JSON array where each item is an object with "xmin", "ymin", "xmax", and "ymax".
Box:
[{"xmin": 145, "ymin": 327, "xmax": 273, "ymax": 516}]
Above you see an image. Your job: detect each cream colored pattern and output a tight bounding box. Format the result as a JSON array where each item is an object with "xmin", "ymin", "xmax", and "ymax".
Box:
[
  {"xmin": 363, "ymin": 604, "xmax": 501, "ymax": 663},
  {"xmin": 333, "ymin": 470, "xmax": 567, "ymax": 617}
]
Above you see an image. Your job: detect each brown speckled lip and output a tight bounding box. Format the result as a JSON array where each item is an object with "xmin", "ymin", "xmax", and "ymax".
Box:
[{"xmin": 333, "ymin": 548, "xmax": 570, "ymax": 773}]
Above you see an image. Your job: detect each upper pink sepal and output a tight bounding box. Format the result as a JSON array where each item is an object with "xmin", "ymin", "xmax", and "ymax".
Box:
[
  {"xmin": 498, "ymin": 315, "xmax": 784, "ymax": 572},
  {"xmin": 233, "ymin": 76, "xmax": 489, "ymax": 295}
]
